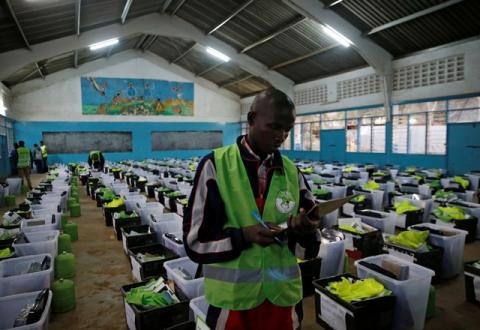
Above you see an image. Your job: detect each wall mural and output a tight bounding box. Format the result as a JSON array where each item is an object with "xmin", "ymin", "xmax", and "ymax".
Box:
[{"xmin": 81, "ymin": 77, "xmax": 194, "ymax": 116}]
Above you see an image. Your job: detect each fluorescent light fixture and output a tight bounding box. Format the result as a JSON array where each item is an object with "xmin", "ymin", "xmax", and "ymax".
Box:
[
  {"xmin": 329, "ymin": 0, "xmax": 343, "ymax": 6},
  {"xmin": 206, "ymin": 47, "xmax": 230, "ymax": 62},
  {"xmin": 89, "ymin": 38, "xmax": 119, "ymax": 51},
  {"xmin": 323, "ymin": 24, "xmax": 352, "ymax": 47}
]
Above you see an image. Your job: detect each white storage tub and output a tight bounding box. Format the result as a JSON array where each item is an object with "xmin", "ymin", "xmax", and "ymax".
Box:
[
  {"xmin": 149, "ymin": 213, "xmax": 182, "ymax": 244},
  {"xmin": 0, "ymin": 290, "xmax": 52, "ymax": 330},
  {"xmin": 13, "ymin": 230, "xmax": 59, "ymax": 257},
  {"xmin": 163, "ymin": 231, "xmax": 186, "ymax": 257},
  {"xmin": 189, "ymin": 295, "xmax": 208, "ymax": 323},
  {"xmin": 164, "ymin": 257, "xmax": 204, "ymax": 299},
  {"xmin": 355, "ymin": 254, "xmax": 434, "ymax": 330},
  {"xmin": 409, "ymin": 223, "xmax": 467, "ymax": 279},
  {"xmin": 0, "ymin": 254, "xmax": 53, "ymax": 297}
]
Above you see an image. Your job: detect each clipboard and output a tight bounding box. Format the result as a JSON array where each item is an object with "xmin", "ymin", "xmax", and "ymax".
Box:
[{"xmin": 306, "ymin": 194, "xmax": 358, "ymax": 219}]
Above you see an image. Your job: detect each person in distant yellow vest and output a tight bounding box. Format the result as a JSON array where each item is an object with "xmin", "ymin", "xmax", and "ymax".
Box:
[
  {"xmin": 17, "ymin": 141, "xmax": 33, "ymax": 190},
  {"xmin": 40, "ymin": 141, "xmax": 48, "ymax": 173}
]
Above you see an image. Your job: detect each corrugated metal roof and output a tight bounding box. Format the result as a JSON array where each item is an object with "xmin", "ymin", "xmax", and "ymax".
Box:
[
  {"xmin": 10, "ymin": 0, "xmax": 76, "ymax": 45},
  {"xmin": 224, "ymin": 76, "xmax": 270, "ymax": 97},
  {"xmin": 149, "ymin": 36, "xmax": 194, "ymax": 62},
  {"xmin": 276, "ymin": 46, "xmax": 367, "ymax": 83},
  {"xmin": 176, "ymin": 46, "xmax": 222, "ymax": 75},
  {"xmin": 211, "ymin": 0, "xmax": 301, "ymax": 50},
  {"xmin": 325, "ymin": 0, "xmax": 480, "ymax": 56},
  {"xmin": 0, "ymin": 4, "xmax": 26, "ymax": 53},
  {"xmin": 246, "ymin": 19, "xmax": 335, "ymax": 67},
  {"xmin": 80, "ymin": 0, "xmax": 124, "ymax": 32},
  {"xmin": 202, "ymin": 62, "xmax": 250, "ymax": 85}
]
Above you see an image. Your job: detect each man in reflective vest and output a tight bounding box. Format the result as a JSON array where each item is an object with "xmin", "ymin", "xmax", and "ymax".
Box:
[
  {"xmin": 40, "ymin": 141, "xmax": 48, "ymax": 173},
  {"xmin": 184, "ymin": 88, "xmax": 321, "ymax": 330},
  {"xmin": 17, "ymin": 141, "xmax": 33, "ymax": 190},
  {"xmin": 88, "ymin": 150, "xmax": 105, "ymax": 171}
]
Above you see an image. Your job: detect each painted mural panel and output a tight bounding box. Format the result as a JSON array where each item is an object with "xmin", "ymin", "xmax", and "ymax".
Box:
[{"xmin": 81, "ymin": 77, "xmax": 194, "ymax": 116}]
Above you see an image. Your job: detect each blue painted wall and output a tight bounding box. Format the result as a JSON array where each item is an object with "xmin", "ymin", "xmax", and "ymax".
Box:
[
  {"xmin": 14, "ymin": 121, "xmax": 240, "ymax": 164},
  {"xmin": 282, "ymin": 121, "xmax": 461, "ymax": 173},
  {"xmin": 447, "ymin": 122, "xmax": 480, "ymax": 174}
]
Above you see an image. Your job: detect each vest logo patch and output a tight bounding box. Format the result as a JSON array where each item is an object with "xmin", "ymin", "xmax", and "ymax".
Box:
[{"xmin": 276, "ymin": 191, "xmax": 295, "ymax": 214}]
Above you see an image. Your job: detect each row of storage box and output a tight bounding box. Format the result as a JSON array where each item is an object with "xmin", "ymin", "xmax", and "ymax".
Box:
[{"xmin": 0, "ymin": 165, "xmax": 76, "ymax": 330}]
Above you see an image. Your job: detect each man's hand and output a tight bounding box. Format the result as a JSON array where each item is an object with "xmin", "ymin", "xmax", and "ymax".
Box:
[
  {"xmin": 242, "ymin": 223, "xmax": 283, "ymax": 247},
  {"xmin": 287, "ymin": 208, "xmax": 319, "ymax": 235}
]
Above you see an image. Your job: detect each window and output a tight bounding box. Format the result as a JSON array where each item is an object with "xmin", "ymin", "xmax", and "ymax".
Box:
[
  {"xmin": 281, "ymin": 130, "xmax": 292, "ymax": 150},
  {"xmin": 346, "ymin": 107, "xmax": 386, "ymax": 153},
  {"xmin": 241, "ymin": 122, "xmax": 249, "ymax": 135},
  {"xmin": 448, "ymin": 97, "xmax": 480, "ymax": 123},
  {"xmin": 392, "ymin": 101, "xmax": 447, "ymax": 155},
  {"xmin": 293, "ymin": 115, "xmax": 320, "ymax": 151},
  {"xmin": 321, "ymin": 111, "xmax": 345, "ymax": 130}
]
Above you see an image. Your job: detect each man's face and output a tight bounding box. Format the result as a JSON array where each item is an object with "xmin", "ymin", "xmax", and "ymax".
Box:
[{"xmin": 248, "ymin": 104, "xmax": 295, "ymax": 155}]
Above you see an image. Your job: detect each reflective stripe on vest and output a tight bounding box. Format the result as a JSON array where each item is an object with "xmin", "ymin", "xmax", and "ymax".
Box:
[
  {"xmin": 17, "ymin": 147, "xmax": 31, "ymax": 168},
  {"xmin": 205, "ymin": 143, "xmax": 302, "ymax": 310},
  {"xmin": 40, "ymin": 145, "xmax": 47, "ymax": 158},
  {"xmin": 204, "ymin": 264, "xmax": 300, "ymax": 283}
]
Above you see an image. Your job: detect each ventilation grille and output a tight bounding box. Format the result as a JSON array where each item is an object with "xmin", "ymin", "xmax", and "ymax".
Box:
[
  {"xmin": 241, "ymin": 102, "xmax": 252, "ymax": 116},
  {"xmin": 294, "ymin": 85, "xmax": 328, "ymax": 105},
  {"xmin": 337, "ymin": 74, "xmax": 381, "ymax": 100},
  {"xmin": 393, "ymin": 54, "xmax": 464, "ymax": 91}
]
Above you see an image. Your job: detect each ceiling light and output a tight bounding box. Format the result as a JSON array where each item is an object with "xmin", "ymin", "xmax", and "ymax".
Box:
[
  {"xmin": 206, "ymin": 47, "xmax": 230, "ymax": 62},
  {"xmin": 89, "ymin": 38, "xmax": 119, "ymax": 51},
  {"xmin": 329, "ymin": 0, "xmax": 343, "ymax": 6},
  {"xmin": 322, "ymin": 25, "xmax": 352, "ymax": 47}
]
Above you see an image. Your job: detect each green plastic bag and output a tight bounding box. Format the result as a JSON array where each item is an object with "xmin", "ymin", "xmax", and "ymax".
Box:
[
  {"xmin": 387, "ymin": 230, "xmax": 429, "ymax": 250},
  {"xmin": 338, "ymin": 225, "xmax": 364, "ymax": 235},
  {"xmin": 105, "ymin": 198, "xmax": 125, "ymax": 208},
  {"xmin": 300, "ymin": 167, "xmax": 313, "ymax": 174},
  {"xmin": 327, "ymin": 277, "xmax": 389, "ymax": 302},
  {"xmin": 432, "ymin": 207, "xmax": 466, "ymax": 222},
  {"xmin": 351, "ymin": 194, "xmax": 366, "ymax": 203},
  {"xmin": 394, "ymin": 200, "xmax": 419, "ymax": 214},
  {"xmin": 453, "ymin": 176, "xmax": 469, "ymax": 189},
  {"xmin": 0, "ymin": 247, "xmax": 13, "ymax": 259},
  {"xmin": 126, "ymin": 287, "xmax": 175, "ymax": 307},
  {"xmin": 434, "ymin": 190, "xmax": 456, "ymax": 200},
  {"xmin": 363, "ymin": 180, "xmax": 380, "ymax": 191}
]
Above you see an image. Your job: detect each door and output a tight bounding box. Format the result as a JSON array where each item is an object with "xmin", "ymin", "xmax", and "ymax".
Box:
[
  {"xmin": 321, "ymin": 130, "xmax": 345, "ymax": 163},
  {"xmin": 447, "ymin": 123, "xmax": 480, "ymax": 175}
]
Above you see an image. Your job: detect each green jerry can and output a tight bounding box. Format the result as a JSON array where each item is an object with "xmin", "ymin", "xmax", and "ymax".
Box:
[
  {"xmin": 58, "ymin": 233, "xmax": 72, "ymax": 253},
  {"xmin": 4, "ymin": 195, "xmax": 16, "ymax": 207},
  {"xmin": 52, "ymin": 278, "xmax": 76, "ymax": 313},
  {"xmin": 61, "ymin": 215, "xmax": 69, "ymax": 228},
  {"xmin": 63, "ymin": 222, "xmax": 78, "ymax": 241},
  {"xmin": 71, "ymin": 191, "xmax": 80, "ymax": 203},
  {"xmin": 67, "ymin": 197, "xmax": 76, "ymax": 210},
  {"xmin": 55, "ymin": 251, "xmax": 76, "ymax": 279},
  {"xmin": 70, "ymin": 203, "xmax": 81, "ymax": 217}
]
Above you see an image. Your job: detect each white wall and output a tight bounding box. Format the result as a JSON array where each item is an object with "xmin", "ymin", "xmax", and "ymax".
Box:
[
  {"xmin": 10, "ymin": 52, "xmax": 241, "ymax": 123},
  {"xmin": 240, "ymin": 37, "xmax": 480, "ymax": 116}
]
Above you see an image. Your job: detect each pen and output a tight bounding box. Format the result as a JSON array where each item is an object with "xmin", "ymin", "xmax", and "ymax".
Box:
[{"xmin": 251, "ymin": 211, "xmax": 283, "ymax": 245}]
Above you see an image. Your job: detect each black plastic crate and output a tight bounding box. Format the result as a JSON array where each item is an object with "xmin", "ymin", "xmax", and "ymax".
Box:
[
  {"xmin": 128, "ymin": 244, "xmax": 178, "ymax": 281},
  {"xmin": 299, "ymin": 258, "xmax": 322, "ymax": 297},
  {"xmin": 136, "ymin": 180, "xmax": 147, "ymax": 193},
  {"xmin": 334, "ymin": 225, "xmax": 384, "ymax": 259},
  {"xmin": 464, "ymin": 261, "xmax": 480, "ymax": 305},
  {"xmin": 314, "ymin": 273, "xmax": 395, "ymax": 330},
  {"xmin": 114, "ymin": 212, "xmax": 141, "ymax": 241},
  {"xmin": 313, "ymin": 190, "xmax": 332, "ymax": 201},
  {"xmin": 121, "ymin": 225, "xmax": 157, "ymax": 252},
  {"xmin": 103, "ymin": 204, "xmax": 127, "ymax": 227},
  {"xmin": 165, "ymin": 321, "xmax": 196, "ymax": 330},
  {"xmin": 147, "ymin": 183, "xmax": 161, "ymax": 198},
  {"xmin": 383, "ymin": 242, "xmax": 443, "ymax": 280},
  {"xmin": 121, "ymin": 280, "xmax": 190, "ymax": 330},
  {"xmin": 86, "ymin": 177, "xmax": 100, "ymax": 196},
  {"xmin": 388, "ymin": 208, "xmax": 424, "ymax": 228}
]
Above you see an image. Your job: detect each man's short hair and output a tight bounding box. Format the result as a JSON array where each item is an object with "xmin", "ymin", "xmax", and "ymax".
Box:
[{"xmin": 251, "ymin": 88, "xmax": 295, "ymax": 113}]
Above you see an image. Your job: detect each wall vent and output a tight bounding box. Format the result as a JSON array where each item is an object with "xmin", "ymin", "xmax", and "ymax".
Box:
[
  {"xmin": 294, "ymin": 85, "xmax": 328, "ymax": 105},
  {"xmin": 393, "ymin": 54, "xmax": 464, "ymax": 91},
  {"xmin": 337, "ymin": 74, "xmax": 381, "ymax": 100}
]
